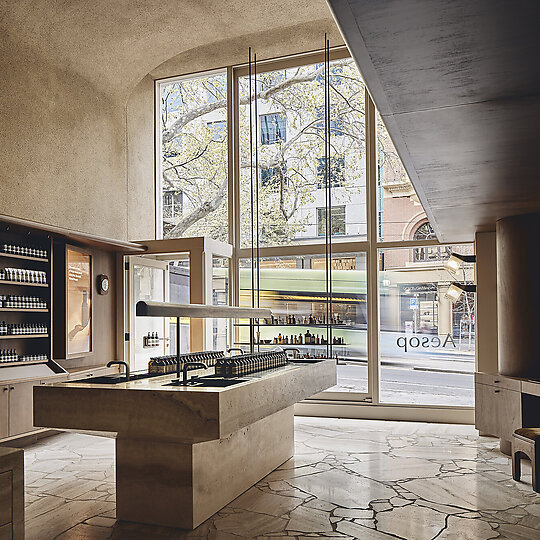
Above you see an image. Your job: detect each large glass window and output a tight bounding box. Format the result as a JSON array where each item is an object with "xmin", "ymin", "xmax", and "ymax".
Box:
[
  {"xmin": 378, "ymin": 245, "xmax": 475, "ymax": 406},
  {"xmin": 377, "ymin": 112, "xmax": 429, "ymax": 243},
  {"xmin": 158, "ymin": 71, "xmax": 228, "ymax": 241},
  {"xmin": 238, "ymin": 59, "xmax": 366, "ymax": 249},
  {"xmin": 154, "ymin": 49, "xmax": 477, "ymax": 412}
]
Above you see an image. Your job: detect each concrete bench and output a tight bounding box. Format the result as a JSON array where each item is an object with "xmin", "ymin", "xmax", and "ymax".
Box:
[{"xmin": 512, "ymin": 427, "xmax": 540, "ymax": 493}]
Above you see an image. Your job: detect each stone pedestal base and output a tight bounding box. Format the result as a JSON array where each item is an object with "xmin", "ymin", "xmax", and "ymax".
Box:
[
  {"xmin": 500, "ymin": 438, "xmax": 512, "ymax": 456},
  {"xmin": 116, "ymin": 406, "xmax": 294, "ymax": 529}
]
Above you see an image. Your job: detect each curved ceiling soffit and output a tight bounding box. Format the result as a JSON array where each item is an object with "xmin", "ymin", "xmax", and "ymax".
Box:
[
  {"xmin": 127, "ymin": 17, "xmax": 344, "ymax": 105},
  {"xmin": 1, "ymin": 0, "xmax": 336, "ymax": 103}
]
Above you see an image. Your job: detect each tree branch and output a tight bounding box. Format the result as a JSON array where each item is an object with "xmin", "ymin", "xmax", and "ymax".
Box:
[
  {"xmin": 165, "ymin": 177, "xmax": 228, "ymax": 238},
  {"xmin": 162, "ymin": 59, "xmax": 354, "ymax": 143}
]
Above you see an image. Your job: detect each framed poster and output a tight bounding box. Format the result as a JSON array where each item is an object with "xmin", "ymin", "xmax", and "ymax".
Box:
[{"xmin": 66, "ymin": 246, "xmax": 92, "ymax": 356}]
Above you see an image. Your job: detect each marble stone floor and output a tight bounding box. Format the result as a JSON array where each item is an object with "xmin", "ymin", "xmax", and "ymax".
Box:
[{"xmin": 22, "ymin": 418, "xmax": 540, "ymax": 539}]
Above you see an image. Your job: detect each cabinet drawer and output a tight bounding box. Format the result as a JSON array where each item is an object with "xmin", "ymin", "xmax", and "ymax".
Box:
[
  {"xmin": 498, "ymin": 387, "xmax": 522, "ymax": 441},
  {"xmin": 0, "ymin": 471, "xmax": 12, "ymax": 527},
  {"xmin": 475, "ymin": 372, "xmax": 521, "ymax": 391},
  {"xmin": 475, "ymin": 383, "xmax": 500, "ymax": 436},
  {"xmin": 9, "ymin": 382, "xmax": 38, "ymax": 437},
  {"xmin": 0, "ymin": 522, "xmax": 11, "ymax": 540}
]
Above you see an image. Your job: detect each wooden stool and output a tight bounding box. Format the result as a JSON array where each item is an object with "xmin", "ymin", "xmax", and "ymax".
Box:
[{"xmin": 512, "ymin": 428, "xmax": 540, "ymax": 493}]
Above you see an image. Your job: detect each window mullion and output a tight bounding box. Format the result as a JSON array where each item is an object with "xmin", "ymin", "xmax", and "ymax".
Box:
[{"xmin": 366, "ymin": 90, "xmax": 380, "ymax": 405}]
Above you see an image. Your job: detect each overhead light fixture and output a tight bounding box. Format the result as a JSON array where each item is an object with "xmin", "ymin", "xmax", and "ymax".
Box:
[
  {"xmin": 445, "ymin": 282, "xmax": 477, "ymax": 303},
  {"xmin": 445, "ymin": 253, "xmax": 476, "ymax": 274}
]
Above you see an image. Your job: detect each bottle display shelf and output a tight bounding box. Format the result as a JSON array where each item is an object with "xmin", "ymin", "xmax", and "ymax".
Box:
[
  {"xmin": 0, "ymin": 334, "xmax": 49, "ymax": 339},
  {"xmin": 0, "ymin": 308, "xmax": 48, "ymax": 313},
  {"xmin": 0, "ymin": 252, "xmax": 48, "ymax": 263},
  {"xmin": 234, "ymin": 322, "xmax": 362, "ymax": 330},
  {"xmin": 0, "ymin": 359, "xmax": 48, "ymax": 367},
  {"xmin": 0, "ymin": 280, "xmax": 48, "ymax": 288},
  {"xmin": 234, "ymin": 342, "xmax": 348, "ymax": 347}
]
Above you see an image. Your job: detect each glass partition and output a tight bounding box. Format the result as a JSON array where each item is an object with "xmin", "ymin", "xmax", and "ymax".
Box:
[
  {"xmin": 378, "ymin": 245, "xmax": 475, "ymax": 405},
  {"xmin": 153, "ymin": 49, "xmax": 478, "ymax": 413},
  {"xmin": 238, "ymin": 253, "xmax": 368, "ymax": 394}
]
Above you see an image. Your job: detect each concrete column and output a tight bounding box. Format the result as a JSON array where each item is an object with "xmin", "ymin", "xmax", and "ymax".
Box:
[{"xmin": 497, "ymin": 213, "xmax": 540, "ymax": 379}]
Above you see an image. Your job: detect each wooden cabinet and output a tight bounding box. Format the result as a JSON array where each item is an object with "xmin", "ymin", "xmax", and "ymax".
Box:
[
  {"xmin": 0, "ymin": 368, "xmax": 109, "ymax": 443},
  {"xmin": 475, "ymin": 372, "xmax": 524, "ymax": 445},
  {"xmin": 0, "ymin": 448, "xmax": 23, "ymax": 539},
  {"xmin": 0, "ymin": 380, "xmax": 42, "ymax": 440},
  {"xmin": 475, "ymin": 382, "xmax": 500, "ymax": 436},
  {"xmin": 0, "ymin": 387, "xmax": 8, "ymax": 439},
  {"xmin": 498, "ymin": 387, "xmax": 522, "ymax": 441},
  {"xmin": 8, "ymin": 381, "xmax": 36, "ymax": 436}
]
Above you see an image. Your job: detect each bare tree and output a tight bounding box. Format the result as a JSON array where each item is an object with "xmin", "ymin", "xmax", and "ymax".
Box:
[{"xmin": 160, "ymin": 59, "xmax": 369, "ymax": 243}]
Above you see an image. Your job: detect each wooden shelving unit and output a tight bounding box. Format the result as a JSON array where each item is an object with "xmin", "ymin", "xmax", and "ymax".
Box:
[
  {"xmin": 234, "ymin": 322, "xmax": 361, "ymax": 330},
  {"xmin": 234, "ymin": 342, "xmax": 348, "ymax": 347},
  {"xmin": 0, "ymin": 308, "xmax": 48, "ymax": 313},
  {"xmin": 0, "ymin": 225, "xmax": 51, "ymax": 369},
  {"xmin": 0, "ymin": 359, "xmax": 48, "ymax": 368},
  {"xmin": 0, "ymin": 252, "xmax": 48, "ymax": 263},
  {"xmin": 0, "ymin": 334, "xmax": 49, "ymax": 340},
  {"xmin": 0, "ymin": 280, "xmax": 48, "ymax": 288}
]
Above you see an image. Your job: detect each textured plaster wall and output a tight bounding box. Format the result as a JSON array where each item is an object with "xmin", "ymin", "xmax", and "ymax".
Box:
[
  {"xmin": 127, "ymin": 19, "xmax": 344, "ymax": 240},
  {"xmin": 0, "ymin": 35, "xmax": 128, "ymax": 239},
  {"xmin": 127, "ymin": 75, "xmax": 155, "ymax": 241}
]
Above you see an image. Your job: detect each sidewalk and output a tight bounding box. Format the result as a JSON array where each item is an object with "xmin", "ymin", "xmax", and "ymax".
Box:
[{"xmin": 339, "ymin": 353, "xmax": 475, "ymax": 375}]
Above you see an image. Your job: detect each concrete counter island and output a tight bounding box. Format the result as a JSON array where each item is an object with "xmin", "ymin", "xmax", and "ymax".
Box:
[{"xmin": 33, "ymin": 358, "xmax": 336, "ymax": 529}]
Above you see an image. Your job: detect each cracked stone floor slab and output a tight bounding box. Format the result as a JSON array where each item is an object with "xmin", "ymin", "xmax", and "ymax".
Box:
[{"xmin": 20, "ymin": 417, "xmax": 540, "ymax": 539}]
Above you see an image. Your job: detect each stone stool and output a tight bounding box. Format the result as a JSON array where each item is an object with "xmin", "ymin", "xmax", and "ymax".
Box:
[{"xmin": 512, "ymin": 428, "xmax": 540, "ymax": 493}]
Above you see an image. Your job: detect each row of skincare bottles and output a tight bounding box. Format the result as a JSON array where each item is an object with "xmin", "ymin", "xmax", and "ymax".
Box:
[
  {"xmin": 0, "ymin": 349, "xmax": 18, "ymax": 363},
  {"xmin": 215, "ymin": 351, "xmax": 287, "ymax": 377},
  {"xmin": 0, "ymin": 295, "xmax": 47, "ymax": 309},
  {"xmin": 143, "ymin": 332, "xmax": 160, "ymax": 347},
  {"xmin": 263, "ymin": 313, "xmax": 344, "ymax": 325},
  {"xmin": 0, "ymin": 322, "xmax": 47, "ymax": 335},
  {"xmin": 18, "ymin": 353, "xmax": 48, "ymax": 363},
  {"xmin": 148, "ymin": 351, "xmax": 224, "ymax": 374},
  {"xmin": 0, "ymin": 268, "xmax": 46, "ymax": 284},
  {"xmin": 2, "ymin": 244, "xmax": 47, "ymax": 259}
]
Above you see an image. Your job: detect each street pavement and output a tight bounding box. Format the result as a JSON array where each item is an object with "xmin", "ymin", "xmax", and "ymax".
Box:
[{"xmin": 331, "ymin": 357, "xmax": 475, "ymax": 407}]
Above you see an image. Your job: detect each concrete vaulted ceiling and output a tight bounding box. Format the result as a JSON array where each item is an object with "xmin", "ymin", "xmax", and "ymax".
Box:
[
  {"xmin": 328, "ymin": 0, "xmax": 540, "ymax": 242},
  {"xmin": 0, "ymin": 0, "xmax": 337, "ymax": 100}
]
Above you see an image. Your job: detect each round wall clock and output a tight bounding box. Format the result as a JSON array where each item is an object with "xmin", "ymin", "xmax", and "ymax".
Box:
[{"xmin": 97, "ymin": 274, "xmax": 110, "ymax": 295}]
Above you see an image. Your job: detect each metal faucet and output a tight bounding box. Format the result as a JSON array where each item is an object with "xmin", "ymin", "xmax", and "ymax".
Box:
[
  {"xmin": 107, "ymin": 360, "xmax": 130, "ymax": 382},
  {"xmin": 182, "ymin": 361, "xmax": 208, "ymax": 385}
]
